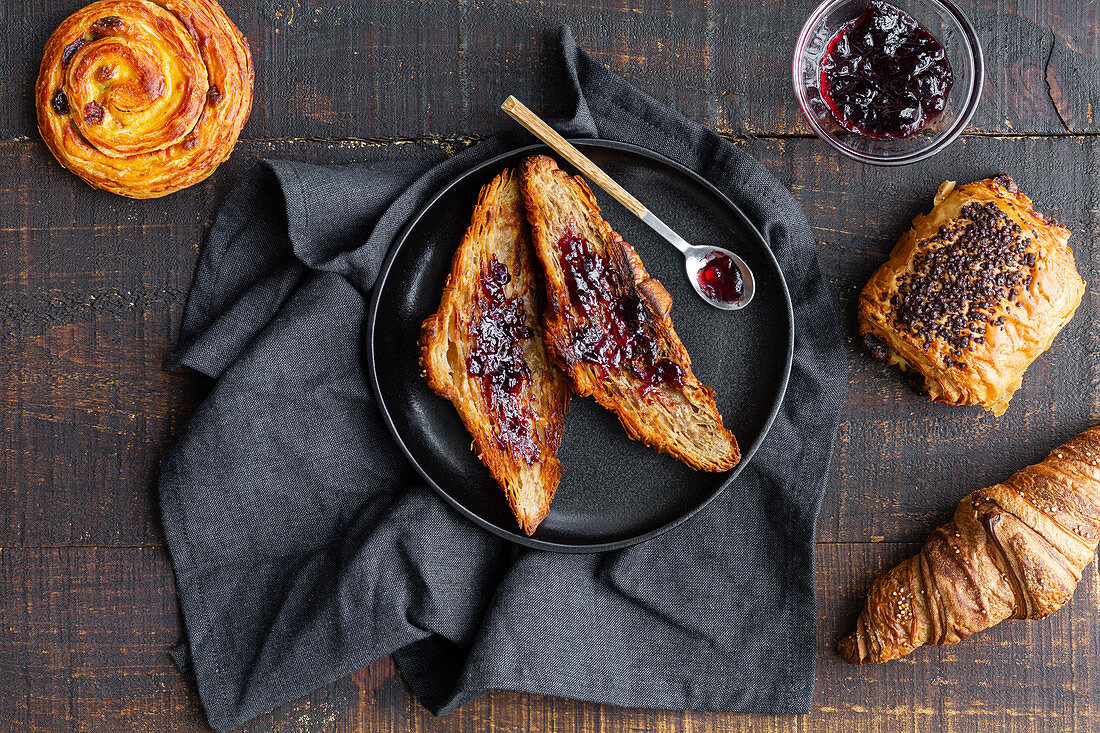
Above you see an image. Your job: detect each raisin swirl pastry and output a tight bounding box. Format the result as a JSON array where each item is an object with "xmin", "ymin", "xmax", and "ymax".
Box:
[
  {"xmin": 36, "ymin": 0, "xmax": 253, "ymax": 198},
  {"xmin": 859, "ymin": 175, "xmax": 1085, "ymax": 416}
]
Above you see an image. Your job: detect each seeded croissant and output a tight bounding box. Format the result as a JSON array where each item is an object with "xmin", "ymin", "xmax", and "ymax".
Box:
[{"xmin": 839, "ymin": 426, "xmax": 1100, "ymax": 664}]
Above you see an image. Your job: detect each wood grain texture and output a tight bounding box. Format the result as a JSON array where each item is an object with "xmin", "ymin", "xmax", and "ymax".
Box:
[
  {"xmin": 793, "ymin": 134, "xmax": 1100, "ymax": 545},
  {"xmin": 0, "ymin": 138, "xmax": 445, "ymax": 548},
  {"xmin": 1, "ymin": 544, "xmax": 1095, "ymax": 732},
  {"xmin": 0, "ymin": 547, "xmax": 209, "ymax": 732},
  {"xmin": 4, "ymin": 136, "xmax": 1095, "ymax": 548},
  {"xmin": 6, "ymin": 0, "xmax": 1100, "ymax": 141},
  {"xmin": 5, "ymin": 1, "xmax": 1100, "ymax": 729},
  {"xmin": 2, "ymin": 134, "xmax": 1098, "ymax": 730}
]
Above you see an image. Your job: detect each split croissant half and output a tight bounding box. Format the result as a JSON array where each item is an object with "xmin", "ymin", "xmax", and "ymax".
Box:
[{"xmin": 839, "ymin": 426, "xmax": 1100, "ymax": 664}]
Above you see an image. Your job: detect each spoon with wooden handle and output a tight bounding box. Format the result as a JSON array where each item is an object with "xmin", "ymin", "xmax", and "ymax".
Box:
[{"xmin": 501, "ymin": 96, "xmax": 755, "ymax": 311}]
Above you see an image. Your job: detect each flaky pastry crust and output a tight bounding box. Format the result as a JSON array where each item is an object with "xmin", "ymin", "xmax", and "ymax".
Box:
[
  {"xmin": 420, "ymin": 169, "xmax": 570, "ymax": 535},
  {"xmin": 36, "ymin": 0, "xmax": 253, "ymax": 198},
  {"xmin": 859, "ymin": 175, "xmax": 1085, "ymax": 415},
  {"xmin": 839, "ymin": 426, "xmax": 1100, "ymax": 664},
  {"xmin": 520, "ymin": 155, "xmax": 739, "ymax": 472}
]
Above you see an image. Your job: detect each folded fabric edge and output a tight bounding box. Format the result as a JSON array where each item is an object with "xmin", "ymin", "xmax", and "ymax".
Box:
[
  {"xmin": 157, "ymin": 22, "xmax": 845, "ymax": 729},
  {"xmin": 159, "ymin": 447, "xmax": 435, "ymax": 731},
  {"xmin": 397, "ymin": 631, "xmax": 814, "ymax": 717},
  {"xmin": 560, "ymin": 22, "xmax": 847, "ymax": 711},
  {"xmin": 220, "ymin": 628, "xmax": 429, "ymax": 732},
  {"xmin": 162, "ymin": 163, "xmax": 289, "ymax": 376}
]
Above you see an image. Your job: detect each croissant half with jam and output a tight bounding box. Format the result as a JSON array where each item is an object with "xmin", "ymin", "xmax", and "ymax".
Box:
[
  {"xmin": 420, "ymin": 169, "xmax": 571, "ymax": 535},
  {"xmin": 519, "ymin": 155, "xmax": 739, "ymax": 472},
  {"xmin": 859, "ymin": 175, "xmax": 1084, "ymax": 415},
  {"xmin": 839, "ymin": 426, "xmax": 1100, "ymax": 664}
]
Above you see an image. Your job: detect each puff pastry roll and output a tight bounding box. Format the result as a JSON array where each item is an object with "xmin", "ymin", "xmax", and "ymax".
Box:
[
  {"xmin": 859, "ymin": 175, "xmax": 1084, "ymax": 416},
  {"xmin": 36, "ymin": 0, "xmax": 253, "ymax": 198}
]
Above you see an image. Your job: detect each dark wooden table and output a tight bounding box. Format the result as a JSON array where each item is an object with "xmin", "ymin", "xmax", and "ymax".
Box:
[{"xmin": 3, "ymin": 1, "xmax": 1098, "ymax": 731}]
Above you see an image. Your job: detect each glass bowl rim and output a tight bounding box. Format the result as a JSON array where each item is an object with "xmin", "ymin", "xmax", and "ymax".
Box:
[{"xmin": 791, "ymin": 0, "xmax": 986, "ymax": 166}]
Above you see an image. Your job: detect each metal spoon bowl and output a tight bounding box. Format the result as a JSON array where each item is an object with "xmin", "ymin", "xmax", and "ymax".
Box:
[
  {"xmin": 643, "ymin": 212, "xmax": 756, "ymax": 311},
  {"xmin": 501, "ymin": 96, "xmax": 756, "ymax": 311}
]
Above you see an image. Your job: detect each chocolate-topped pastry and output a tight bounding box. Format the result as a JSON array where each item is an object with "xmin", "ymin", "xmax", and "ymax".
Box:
[{"xmin": 859, "ymin": 175, "xmax": 1084, "ymax": 415}]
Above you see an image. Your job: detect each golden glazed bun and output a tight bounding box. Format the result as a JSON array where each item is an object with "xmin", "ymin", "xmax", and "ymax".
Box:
[{"xmin": 36, "ymin": 0, "xmax": 253, "ymax": 198}]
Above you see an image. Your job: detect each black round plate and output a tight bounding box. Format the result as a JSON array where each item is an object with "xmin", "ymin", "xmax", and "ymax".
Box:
[{"xmin": 366, "ymin": 140, "xmax": 794, "ymax": 552}]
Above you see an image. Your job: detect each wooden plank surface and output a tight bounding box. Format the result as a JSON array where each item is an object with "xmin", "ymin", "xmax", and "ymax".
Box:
[
  {"xmin": 1, "ymin": 543, "xmax": 1096, "ymax": 732},
  {"xmin": 3, "ymin": 133, "xmax": 1098, "ymax": 730},
  {"xmin": 3, "ymin": 137, "xmax": 1095, "ymax": 547},
  {"xmin": 4, "ymin": 0, "xmax": 1100, "ymax": 140},
  {"xmin": 3, "ymin": 0, "xmax": 1100, "ymax": 730},
  {"xmin": 0, "ymin": 139, "xmax": 439, "ymax": 548}
]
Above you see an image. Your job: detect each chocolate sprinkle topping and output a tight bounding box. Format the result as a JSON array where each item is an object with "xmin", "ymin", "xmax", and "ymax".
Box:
[
  {"xmin": 51, "ymin": 89, "xmax": 70, "ymax": 115},
  {"xmin": 83, "ymin": 101, "xmax": 105, "ymax": 125},
  {"xmin": 887, "ymin": 201, "xmax": 1037, "ymax": 371},
  {"xmin": 61, "ymin": 37, "xmax": 87, "ymax": 68},
  {"xmin": 993, "ymin": 173, "xmax": 1019, "ymax": 195}
]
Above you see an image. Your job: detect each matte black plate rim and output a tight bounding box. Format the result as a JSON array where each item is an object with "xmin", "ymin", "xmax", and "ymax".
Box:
[{"xmin": 365, "ymin": 139, "xmax": 795, "ymax": 553}]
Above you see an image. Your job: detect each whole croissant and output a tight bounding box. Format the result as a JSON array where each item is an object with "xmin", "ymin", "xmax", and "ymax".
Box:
[{"xmin": 839, "ymin": 426, "xmax": 1100, "ymax": 664}]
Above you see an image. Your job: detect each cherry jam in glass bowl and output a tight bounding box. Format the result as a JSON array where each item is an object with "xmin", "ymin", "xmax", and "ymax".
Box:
[
  {"xmin": 793, "ymin": 0, "xmax": 983, "ymax": 166},
  {"xmin": 820, "ymin": 1, "xmax": 952, "ymax": 139}
]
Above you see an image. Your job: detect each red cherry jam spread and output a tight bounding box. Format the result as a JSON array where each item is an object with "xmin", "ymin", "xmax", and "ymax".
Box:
[
  {"xmin": 557, "ymin": 231, "xmax": 684, "ymax": 391},
  {"xmin": 696, "ymin": 252, "xmax": 744, "ymax": 304},
  {"xmin": 465, "ymin": 256, "xmax": 539, "ymax": 463},
  {"xmin": 820, "ymin": 1, "xmax": 952, "ymax": 139}
]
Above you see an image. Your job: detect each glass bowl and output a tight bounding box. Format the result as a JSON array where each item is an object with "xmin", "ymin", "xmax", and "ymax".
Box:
[{"xmin": 792, "ymin": 0, "xmax": 984, "ymax": 166}]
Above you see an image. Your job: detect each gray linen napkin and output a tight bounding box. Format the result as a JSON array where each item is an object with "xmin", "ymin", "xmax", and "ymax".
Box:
[{"xmin": 159, "ymin": 26, "xmax": 848, "ymax": 731}]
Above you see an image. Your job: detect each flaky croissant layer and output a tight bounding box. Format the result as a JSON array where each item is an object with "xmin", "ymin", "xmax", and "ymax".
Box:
[{"xmin": 839, "ymin": 426, "xmax": 1100, "ymax": 664}]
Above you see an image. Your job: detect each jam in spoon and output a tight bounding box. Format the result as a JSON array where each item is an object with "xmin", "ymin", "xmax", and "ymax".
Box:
[{"xmin": 501, "ymin": 96, "xmax": 755, "ymax": 310}]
